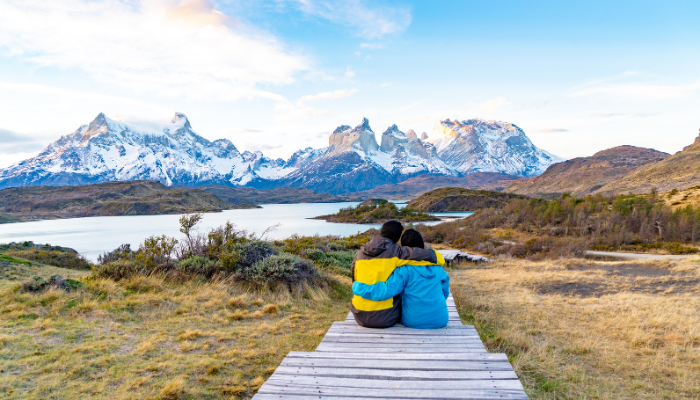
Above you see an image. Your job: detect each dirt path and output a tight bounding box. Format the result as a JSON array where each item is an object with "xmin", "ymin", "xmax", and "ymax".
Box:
[{"xmin": 584, "ymin": 250, "xmax": 698, "ymax": 261}]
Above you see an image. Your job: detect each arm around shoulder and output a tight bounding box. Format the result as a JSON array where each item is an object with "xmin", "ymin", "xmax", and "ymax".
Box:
[{"xmin": 352, "ymin": 269, "xmax": 407, "ymax": 301}]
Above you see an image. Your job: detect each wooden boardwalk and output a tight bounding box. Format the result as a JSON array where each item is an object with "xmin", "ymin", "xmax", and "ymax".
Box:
[{"xmin": 254, "ymin": 295, "xmax": 529, "ymax": 399}]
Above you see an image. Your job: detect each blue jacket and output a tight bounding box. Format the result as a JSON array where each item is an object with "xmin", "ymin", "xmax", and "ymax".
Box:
[{"xmin": 352, "ymin": 264, "xmax": 450, "ymax": 329}]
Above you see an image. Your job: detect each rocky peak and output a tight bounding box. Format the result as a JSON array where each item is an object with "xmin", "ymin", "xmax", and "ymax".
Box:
[
  {"xmin": 171, "ymin": 112, "xmax": 192, "ymax": 130},
  {"xmin": 406, "ymin": 129, "xmax": 418, "ymax": 141},
  {"xmin": 380, "ymin": 125, "xmax": 408, "ymax": 152},
  {"xmin": 420, "ymin": 132, "xmax": 428, "ymax": 140},
  {"xmin": 86, "ymin": 113, "xmax": 109, "ymax": 136},
  {"xmin": 333, "ymin": 125, "xmax": 351, "ymax": 134},
  {"xmin": 328, "ymin": 118, "xmax": 379, "ymax": 154}
]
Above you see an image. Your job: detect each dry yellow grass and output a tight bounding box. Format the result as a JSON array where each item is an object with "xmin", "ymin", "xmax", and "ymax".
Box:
[
  {"xmin": 450, "ymin": 257, "xmax": 700, "ymax": 399},
  {"xmin": 0, "ymin": 264, "xmax": 351, "ymax": 399}
]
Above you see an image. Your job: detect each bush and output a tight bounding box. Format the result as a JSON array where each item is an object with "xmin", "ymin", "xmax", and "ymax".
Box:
[
  {"xmin": 93, "ymin": 259, "xmax": 142, "ymax": 281},
  {"xmin": 97, "ymin": 243, "xmax": 133, "ymax": 264},
  {"xmin": 306, "ymin": 249, "xmax": 354, "ymax": 277},
  {"xmin": 175, "ymin": 256, "xmax": 222, "ymax": 278},
  {"xmin": 236, "ymin": 240, "xmax": 278, "ymax": 271},
  {"xmin": 6, "ymin": 249, "xmax": 91, "ymax": 270},
  {"xmin": 21, "ymin": 275, "xmax": 84, "ymax": 293},
  {"xmin": 240, "ymin": 254, "xmax": 318, "ymax": 286}
]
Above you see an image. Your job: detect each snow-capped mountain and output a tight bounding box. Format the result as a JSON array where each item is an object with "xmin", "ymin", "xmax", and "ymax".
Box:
[
  {"xmin": 0, "ymin": 112, "xmax": 293, "ymax": 188},
  {"xmin": 427, "ymin": 119, "xmax": 563, "ymax": 177},
  {"xmin": 279, "ymin": 118, "xmax": 453, "ymax": 193},
  {"xmin": 0, "ymin": 113, "xmax": 562, "ymax": 194}
]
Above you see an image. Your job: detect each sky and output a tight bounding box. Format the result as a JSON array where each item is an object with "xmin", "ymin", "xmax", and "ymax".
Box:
[{"xmin": 0, "ymin": 0, "xmax": 699, "ymax": 168}]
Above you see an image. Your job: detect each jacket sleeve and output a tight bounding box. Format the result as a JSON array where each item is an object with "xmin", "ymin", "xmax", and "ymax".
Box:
[
  {"xmin": 440, "ymin": 268, "xmax": 450, "ymax": 299},
  {"xmin": 352, "ymin": 269, "xmax": 407, "ymax": 301}
]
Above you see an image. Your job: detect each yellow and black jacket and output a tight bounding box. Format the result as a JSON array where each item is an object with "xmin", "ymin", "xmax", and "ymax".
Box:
[{"xmin": 350, "ymin": 236, "xmax": 442, "ymax": 328}]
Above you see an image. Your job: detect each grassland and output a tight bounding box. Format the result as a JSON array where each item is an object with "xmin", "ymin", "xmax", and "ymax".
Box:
[
  {"xmin": 0, "ymin": 258, "xmax": 351, "ymax": 399},
  {"xmin": 449, "ymin": 257, "xmax": 700, "ymax": 399}
]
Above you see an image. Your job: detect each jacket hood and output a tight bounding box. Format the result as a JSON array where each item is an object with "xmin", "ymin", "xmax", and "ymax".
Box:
[
  {"xmin": 361, "ymin": 236, "xmax": 392, "ymax": 257},
  {"xmin": 410, "ymin": 265, "xmax": 438, "ymax": 278}
]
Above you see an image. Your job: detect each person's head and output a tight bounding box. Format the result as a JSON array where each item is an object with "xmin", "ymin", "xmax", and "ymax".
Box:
[
  {"xmin": 380, "ymin": 220, "xmax": 404, "ymax": 243},
  {"xmin": 400, "ymin": 228, "xmax": 425, "ymax": 249}
]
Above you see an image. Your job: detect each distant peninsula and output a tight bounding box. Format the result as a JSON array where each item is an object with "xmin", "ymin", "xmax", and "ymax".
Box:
[
  {"xmin": 407, "ymin": 187, "xmax": 528, "ymax": 212},
  {"xmin": 0, "ymin": 181, "xmax": 255, "ymax": 223},
  {"xmin": 313, "ymin": 199, "xmax": 439, "ymax": 224}
]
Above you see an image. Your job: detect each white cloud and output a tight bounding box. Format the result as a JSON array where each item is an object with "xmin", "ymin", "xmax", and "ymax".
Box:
[
  {"xmin": 531, "ymin": 128, "xmax": 570, "ymax": 133},
  {"xmin": 476, "ymin": 97, "xmax": 510, "ymax": 114},
  {"xmin": 288, "ymin": 0, "xmax": 411, "ymax": 39},
  {"xmin": 0, "ymin": 0, "xmax": 308, "ymax": 101},
  {"xmin": 344, "ymin": 66, "xmax": 356, "ymax": 79},
  {"xmin": 360, "ymin": 43, "xmax": 384, "ymax": 49},
  {"xmin": 273, "ymin": 103, "xmax": 331, "ymax": 122},
  {"xmin": 570, "ymin": 80, "xmax": 700, "ymax": 100},
  {"xmin": 354, "ymin": 51, "xmax": 361, "ymax": 56},
  {"xmin": 380, "ymin": 82, "xmax": 392, "ymax": 87},
  {"xmin": 298, "ymin": 89, "xmax": 358, "ymax": 102}
]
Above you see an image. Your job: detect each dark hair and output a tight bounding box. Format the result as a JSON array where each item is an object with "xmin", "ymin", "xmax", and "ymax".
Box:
[
  {"xmin": 400, "ymin": 229, "xmax": 424, "ymax": 249},
  {"xmin": 380, "ymin": 220, "xmax": 404, "ymax": 243}
]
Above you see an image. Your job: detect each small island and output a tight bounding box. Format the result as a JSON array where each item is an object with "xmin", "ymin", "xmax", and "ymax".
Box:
[{"xmin": 313, "ymin": 199, "xmax": 440, "ymax": 224}]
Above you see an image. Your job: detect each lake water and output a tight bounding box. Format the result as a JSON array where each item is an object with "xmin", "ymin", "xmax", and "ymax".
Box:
[{"xmin": 0, "ymin": 202, "xmax": 472, "ymax": 261}]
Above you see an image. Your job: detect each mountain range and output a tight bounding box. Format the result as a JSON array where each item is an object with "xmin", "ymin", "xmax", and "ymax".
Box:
[{"xmin": 0, "ymin": 113, "xmax": 562, "ymax": 194}]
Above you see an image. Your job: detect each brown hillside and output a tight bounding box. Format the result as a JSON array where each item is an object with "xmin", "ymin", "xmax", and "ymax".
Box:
[
  {"xmin": 349, "ymin": 172, "xmax": 519, "ymax": 200},
  {"xmin": 407, "ymin": 187, "xmax": 527, "ymax": 212},
  {"xmin": 0, "ymin": 180, "xmax": 235, "ymax": 222},
  {"xmin": 594, "ymin": 134, "xmax": 700, "ymax": 195},
  {"xmin": 504, "ymin": 146, "xmax": 669, "ymax": 197}
]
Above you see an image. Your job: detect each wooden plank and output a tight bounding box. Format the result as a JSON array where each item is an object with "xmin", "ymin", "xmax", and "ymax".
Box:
[
  {"xmin": 315, "ymin": 347, "xmax": 487, "ymax": 353},
  {"xmin": 331, "ymin": 322, "xmax": 476, "ymax": 331},
  {"xmin": 255, "ymin": 389, "xmax": 529, "ymax": 400},
  {"xmin": 318, "ymin": 340, "xmax": 484, "ymax": 348},
  {"xmin": 285, "ymin": 351, "xmax": 508, "ymax": 362},
  {"xmin": 316, "ymin": 343, "xmax": 486, "ymax": 351},
  {"xmin": 272, "ymin": 366, "xmax": 518, "ymax": 380},
  {"xmin": 265, "ymin": 376, "xmax": 525, "ymax": 390},
  {"xmin": 280, "ymin": 359, "xmax": 516, "ymax": 371},
  {"xmin": 321, "ymin": 336, "xmax": 483, "ymax": 344}
]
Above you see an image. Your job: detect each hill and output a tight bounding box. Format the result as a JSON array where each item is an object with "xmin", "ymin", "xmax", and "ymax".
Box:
[
  {"xmin": 407, "ymin": 187, "xmax": 528, "ymax": 212},
  {"xmin": 197, "ymin": 186, "xmax": 346, "ymax": 205},
  {"xmin": 313, "ymin": 199, "xmax": 439, "ymax": 224},
  {"xmin": 592, "ymin": 133, "xmax": 700, "ymax": 195},
  {"xmin": 346, "ymin": 172, "xmax": 519, "ymax": 200},
  {"xmin": 503, "ymin": 146, "xmax": 669, "ymax": 198},
  {"xmin": 0, "ymin": 180, "xmax": 239, "ymax": 222}
]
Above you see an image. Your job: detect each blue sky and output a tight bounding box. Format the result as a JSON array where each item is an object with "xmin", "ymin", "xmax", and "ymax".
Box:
[{"xmin": 1, "ymin": 0, "xmax": 699, "ymax": 168}]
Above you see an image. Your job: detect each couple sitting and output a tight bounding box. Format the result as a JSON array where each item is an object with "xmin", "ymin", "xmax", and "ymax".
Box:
[{"xmin": 350, "ymin": 220, "xmax": 449, "ymax": 329}]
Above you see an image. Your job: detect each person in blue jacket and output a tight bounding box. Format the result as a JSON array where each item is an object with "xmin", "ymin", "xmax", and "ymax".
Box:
[{"xmin": 352, "ymin": 229, "xmax": 450, "ymax": 329}]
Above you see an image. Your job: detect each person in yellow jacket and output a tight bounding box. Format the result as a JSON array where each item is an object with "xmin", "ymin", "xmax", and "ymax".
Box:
[{"xmin": 350, "ymin": 220, "xmax": 443, "ymax": 328}]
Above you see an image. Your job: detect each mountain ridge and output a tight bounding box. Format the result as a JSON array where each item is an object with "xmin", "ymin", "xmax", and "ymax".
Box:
[
  {"xmin": 503, "ymin": 145, "xmax": 670, "ymax": 197},
  {"xmin": 0, "ymin": 113, "xmax": 562, "ymax": 195}
]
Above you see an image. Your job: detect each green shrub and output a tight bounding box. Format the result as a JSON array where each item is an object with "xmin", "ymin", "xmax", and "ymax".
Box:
[
  {"xmin": 175, "ymin": 256, "xmax": 222, "ymax": 278},
  {"xmin": 236, "ymin": 240, "xmax": 278, "ymax": 271},
  {"xmin": 97, "ymin": 243, "xmax": 133, "ymax": 264},
  {"xmin": 6, "ymin": 249, "xmax": 91, "ymax": 270},
  {"xmin": 240, "ymin": 254, "xmax": 318, "ymax": 286},
  {"xmin": 21, "ymin": 275, "xmax": 83, "ymax": 293},
  {"xmin": 306, "ymin": 249, "xmax": 354, "ymax": 277},
  {"xmin": 93, "ymin": 259, "xmax": 142, "ymax": 281}
]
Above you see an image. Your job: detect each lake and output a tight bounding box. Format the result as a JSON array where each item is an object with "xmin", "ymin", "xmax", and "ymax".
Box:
[{"xmin": 0, "ymin": 202, "xmax": 472, "ymax": 261}]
